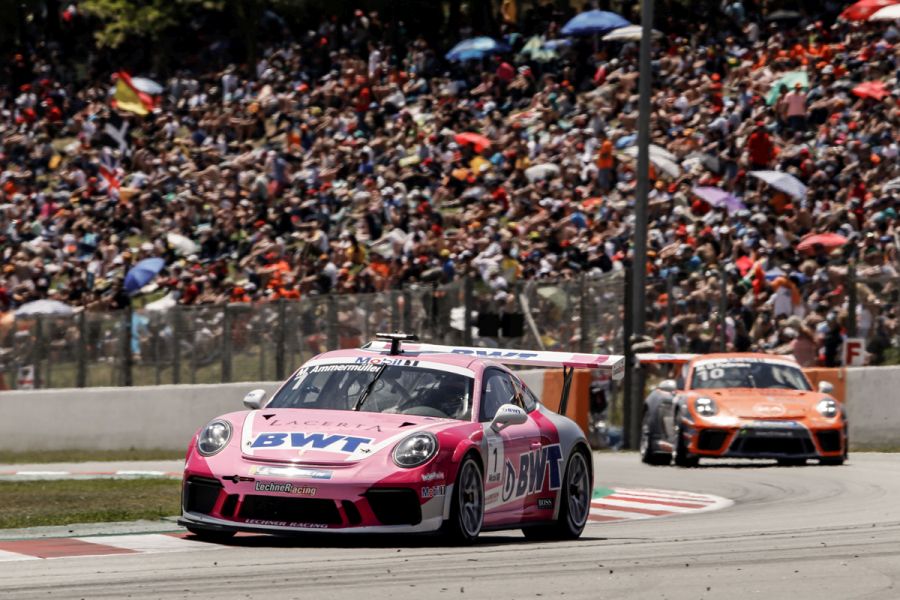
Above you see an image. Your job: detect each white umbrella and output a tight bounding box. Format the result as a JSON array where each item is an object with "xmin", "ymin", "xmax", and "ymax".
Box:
[
  {"xmin": 602, "ymin": 25, "xmax": 663, "ymax": 42},
  {"xmin": 130, "ymin": 77, "xmax": 165, "ymax": 95},
  {"xmin": 621, "ymin": 145, "xmax": 682, "ymax": 178},
  {"xmin": 166, "ymin": 232, "xmax": 199, "ymax": 256},
  {"xmin": 144, "ymin": 293, "xmax": 177, "ymax": 313},
  {"xmin": 749, "ymin": 170, "xmax": 808, "ymax": 199},
  {"xmin": 883, "ymin": 176, "xmax": 900, "ymax": 192},
  {"xmin": 14, "ymin": 299, "xmax": 74, "ymax": 318},
  {"xmin": 869, "ymin": 4, "xmax": 900, "ymax": 20},
  {"xmin": 525, "ymin": 163, "xmax": 561, "ymax": 182}
]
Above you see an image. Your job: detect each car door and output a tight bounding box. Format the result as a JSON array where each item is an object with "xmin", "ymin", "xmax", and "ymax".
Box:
[{"xmin": 479, "ymin": 368, "xmax": 541, "ymax": 527}]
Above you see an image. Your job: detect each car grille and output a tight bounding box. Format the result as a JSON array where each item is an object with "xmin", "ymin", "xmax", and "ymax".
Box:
[
  {"xmin": 697, "ymin": 429, "xmax": 729, "ymax": 451},
  {"xmin": 816, "ymin": 430, "xmax": 842, "ymax": 453},
  {"xmin": 238, "ymin": 495, "xmax": 342, "ymax": 525},
  {"xmin": 183, "ymin": 477, "xmax": 222, "ymax": 514},
  {"xmin": 729, "ymin": 430, "xmax": 815, "ymax": 456},
  {"xmin": 365, "ymin": 488, "xmax": 422, "ymax": 526}
]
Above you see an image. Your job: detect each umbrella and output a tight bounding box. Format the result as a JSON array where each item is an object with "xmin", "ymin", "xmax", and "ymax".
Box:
[
  {"xmin": 797, "ymin": 233, "xmax": 849, "ymax": 254},
  {"xmin": 520, "ymin": 36, "xmax": 571, "ymax": 62},
  {"xmin": 454, "ymin": 132, "xmax": 492, "ymax": 152},
  {"xmin": 852, "ymin": 81, "xmax": 890, "ymax": 101},
  {"xmin": 445, "ymin": 37, "xmax": 510, "ymax": 62},
  {"xmin": 870, "ymin": 4, "xmax": 900, "ymax": 19},
  {"xmin": 561, "ymin": 10, "xmax": 631, "ymax": 36},
  {"xmin": 601, "ymin": 25, "xmax": 663, "ymax": 42},
  {"xmin": 15, "ymin": 299, "xmax": 74, "ymax": 317},
  {"xmin": 144, "ymin": 293, "xmax": 177, "ymax": 313},
  {"xmin": 841, "ymin": 0, "xmax": 899, "ymax": 21},
  {"xmin": 622, "ymin": 145, "xmax": 682, "ymax": 178},
  {"xmin": 766, "ymin": 71, "xmax": 808, "ymax": 105},
  {"xmin": 536, "ymin": 286, "xmax": 569, "ymax": 310},
  {"xmin": 765, "ymin": 10, "xmax": 802, "ymax": 21},
  {"xmin": 691, "ymin": 187, "xmax": 746, "ymax": 214},
  {"xmin": 124, "ymin": 257, "xmax": 166, "ymax": 296},
  {"xmin": 130, "ymin": 77, "xmax": 164, "ymax": 95},
  {"xmin": 525, "ymin": 163, "xmax": 561, "ymax": 182},
  {"xmin": 166, "ymin": 232, "xmax": 199, "ymax": 255},
  {"xmin": 884, "ymin": 177, "xmax": 900, "ymax": 192},
  {"xmin": 582, "ymin": 197, "xmax": 604, "ymax": 210},
  {"xmin": 749, "ymin": 170, "xmax": 808, "ymax": 199}
]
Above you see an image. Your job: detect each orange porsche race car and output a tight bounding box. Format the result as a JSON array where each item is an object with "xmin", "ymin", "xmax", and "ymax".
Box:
[{"xmin": 638, "ymin": 353, "xmax": 847, "ymax": 467}]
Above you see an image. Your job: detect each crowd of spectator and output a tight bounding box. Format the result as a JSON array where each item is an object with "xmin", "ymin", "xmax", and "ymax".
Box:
[{"xmin": 1, "ymin": 3, "xmax": 899, "ymax": 366}]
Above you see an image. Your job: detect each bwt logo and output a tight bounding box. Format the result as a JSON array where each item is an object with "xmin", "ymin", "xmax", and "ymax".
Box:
[
  {"xmin": 451, "ymin": 349, "xmax": 539, "ymax": 359},
  {"xmin": 501, "ymin": 444, "xmax": 563, "ymax": 502},
  {"xmin": 251, "ymin": 432, "xmax": 373, "ymax": 453}
]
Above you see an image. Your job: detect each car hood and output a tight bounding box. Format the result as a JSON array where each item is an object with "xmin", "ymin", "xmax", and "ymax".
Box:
[
  {"xmin": 236, "ymin": 408, "xmax": 459, "ymax": 464},
  {"xmin": 694, "ymin": 388, "xmax": 824, "ymax": 419}
]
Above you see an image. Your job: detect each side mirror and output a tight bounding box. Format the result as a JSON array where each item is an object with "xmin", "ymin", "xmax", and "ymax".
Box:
[
  {"xmin": 818, "ymin": 381, "xmax": 834, "ymax": 395},
  {"xmin": 490, "ymin": 403, "xmax": 528, "ymax": 433},
  {"xmin": 658, "ymin": 379, "xmax": 678, "ymax": 393},
  {"xmin": 243, "ymin": 388, "xmax": 266, "ymax": 409}
]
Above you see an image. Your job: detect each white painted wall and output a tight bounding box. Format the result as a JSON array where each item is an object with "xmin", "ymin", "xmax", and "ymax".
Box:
[
  {"xmin": 845, "ymin": 367, "xmax": 900, "ymax": 448},
  {"xmin": 0, "ymin": 382, "xmax": 280, "ymax": 451}
]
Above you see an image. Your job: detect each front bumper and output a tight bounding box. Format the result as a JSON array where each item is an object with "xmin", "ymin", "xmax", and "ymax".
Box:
[
  {"xmin": 685, "ymin": 420, "xmax": 845, "ymax": 460},
  {"xmin": 180, "ymin": 468, "xmax": 449, "ymax": 534}
]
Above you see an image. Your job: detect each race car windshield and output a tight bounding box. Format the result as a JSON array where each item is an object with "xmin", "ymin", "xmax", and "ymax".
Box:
[
  {"xmin": 690, "ymin": 361, "xmax": 811, "ymax": 391},
  {"xmin": 268, "ymin": 363, "xmax": 474, "ymax": 420}
]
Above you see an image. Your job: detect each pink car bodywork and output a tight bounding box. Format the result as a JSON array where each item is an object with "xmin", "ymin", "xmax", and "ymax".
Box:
[{"xmin": 179, "ymin": 345, "xmax": 615, "ymax": 537}]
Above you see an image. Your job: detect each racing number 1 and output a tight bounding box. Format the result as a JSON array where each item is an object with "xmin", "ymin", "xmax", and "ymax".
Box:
[{"xmin": 486, "ymin": 433, "xmax": 504, "ymax": 485}]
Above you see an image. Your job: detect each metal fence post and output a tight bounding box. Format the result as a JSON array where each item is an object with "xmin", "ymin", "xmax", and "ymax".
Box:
[
  {"xmin": 326, "ymin": 295, "xmax": 338, "ymax": 349},
  {"xmin": 579, "ymin": 274, "xmax": 590, "ymax": 353},
  {"xmin": 719, "ymin": 266, "xmax": 728, "ymax": 352},
  {"xmin": 77, "ymin": 310, "xmax": 87, "ymax": 388},
  {"xmin": 402, "ymin": 288, "xmax": 413, "ymax": 333},
  {"xmin": 122, "ymin": 303, "xmax": 133, "ymax": 387},
  {"xmin": 34, "ymin": 316, "xmax": 43, "ymax": 389},
  {"xmin": 847, "ymin": 261, "xmax": 858, "ymax": 337},
  {"xmin": 390, "ymin": 290, "xmax": 400, "ymax": 332},
  {"xmin": 172, "ymin": 306, "xmax": 181, "ymax": 384},
  {"xmin": 665, "ymin": 271, "xmax": 675, "ymax": 352},
  {"xmin": 275, "ymin": 299, "xmax": 287, "ymax": 379},
  {"xmin": 221, "ymin": 304, "xmax": 233, "ymax": 383},
  {"xmin": 463, "ymin": 276, "xmax": 473, "ymax": 346},
  {"xmin": 623, "ymin": 263, "xmax": 636, "ymax": 450}
]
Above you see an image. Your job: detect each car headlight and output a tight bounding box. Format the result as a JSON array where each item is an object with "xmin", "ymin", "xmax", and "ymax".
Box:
[
  {"xmin": 392, "ymin": 433, "xmax": 438, "ymax": 468},
  {"xmin": 694, "ymin": 397, "xmax": 717, "ymax": 417},
  {"xmin": 197, "ymin": 420, "xmax": 232, "ymax": 456},
  {"xmin": 816, "ymin": 399, "xmax": 839, "ymax": 418}
]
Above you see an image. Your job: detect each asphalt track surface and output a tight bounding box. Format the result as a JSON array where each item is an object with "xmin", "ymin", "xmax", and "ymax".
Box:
[{"xmin": 1, "ymin": 453, "xmax": 899, "ymax": 600}]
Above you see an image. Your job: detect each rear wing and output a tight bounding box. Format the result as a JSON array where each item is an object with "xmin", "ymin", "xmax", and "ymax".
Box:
[
  {"xmin": 636, "ymin": 353, "xmax": 698, "ymax": 365},
  {"xmin": 363, "ymin": 339, "xmax": 624, "ymax": 380}
]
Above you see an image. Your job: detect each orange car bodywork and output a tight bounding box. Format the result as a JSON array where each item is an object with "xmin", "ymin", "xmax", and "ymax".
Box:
[{"xmin": 671, "ymin": 353, "xmax": 846, "ymax": 461}]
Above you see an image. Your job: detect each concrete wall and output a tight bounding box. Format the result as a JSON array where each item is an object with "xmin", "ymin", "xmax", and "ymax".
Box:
[
  {"xmin": 845, "ymin": 367, "xmax": 900, "ymax": 448},
  {"xmin": 0, "ymin": 382, "xmax": 280, "ymax": 452}
]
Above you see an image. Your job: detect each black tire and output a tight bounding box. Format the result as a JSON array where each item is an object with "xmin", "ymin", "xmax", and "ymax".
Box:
[
  {"xmin": 523, "ymin": 449, "xmax": 592, "ymax": 541},
  {"xmin": 819, "ymin": 457, "xmax": 845, "ymax": 466},
  {"xmin": 673, "ymin": 417, "xmax": 699, "ymax": 468},
  {"xmin": 186, "ymin": 526, "xmax": 236, "ymax": 543},
  {"xmin": 640, "ymin": 411, "xmax": 672, "ymax": 466},
  {"xmin": 442, "ymin": 455, "xmax": 484, "ymax": 544}
]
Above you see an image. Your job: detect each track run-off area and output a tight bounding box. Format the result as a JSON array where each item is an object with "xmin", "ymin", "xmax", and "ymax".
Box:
[{"xmin": 1, "ymin": 452, "xmax": 898, "ymax": 599}]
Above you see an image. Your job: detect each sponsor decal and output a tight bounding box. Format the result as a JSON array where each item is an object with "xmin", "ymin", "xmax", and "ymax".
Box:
[
  {"xmin": 244, "ymin": 519, "xmax": 328, "ymax": 529},
  {"xmin": 537, "ymin": 498, "xmax": 553, "ymax": 509},
  {"xmin": 250, "ymin": 432, "xmax": 373, "ymax": 453},
  {"xmin": 249, "ymin": 465, "xmax": 333, "ymax": 480},
  {"xmin": 450, "ymin": 349, "xmax": 539, "ymax": 360},
  {"xmin": 753, "ymin": 403, "xmax": 786, "ymax": 417},
  {"xmin": 485, "ymin": 491, "xmax": 500, "ymax": 505},
  {"xmin": 254, "ymin": 481, "xmax": 317, "ymax": 495},
  {"xmin": 353, "ymin": 356, "xmax": 420, "ymax": 367},
  {"xmin": 266, "ymin": 419, "xmax": 382, "ymax": 432},
  {"xmin": 421, "ymin": 471, "xmax": 445, "ymax": 482},
  {"xmin": 501, "ymin": 444, "xmax": 563, "ymax": 503},
  {"xmin": 421, "ymin": 485, "xmax": 446, "ymax": 498}
]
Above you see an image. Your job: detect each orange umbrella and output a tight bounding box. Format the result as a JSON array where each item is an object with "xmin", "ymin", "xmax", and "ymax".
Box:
[
  {"xmin": 454, "ymin": 132, "xmax": 491, "ymax": 152},
  {"xmin": 840, "ymin": 0, "xmax": 898, "ymax": 21},
  {"xmin": 852, "ymin": 81, "xmax": 889, "ymax": 101},
  {"xmin": 796, "ymin": 232, "xmax": 848, "ymax": 253},
  {"xmin": 582, "ymin": 197, "xmax": 604, "ymax": 209}
]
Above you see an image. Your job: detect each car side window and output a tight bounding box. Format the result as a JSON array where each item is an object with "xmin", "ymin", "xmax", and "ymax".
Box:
[
  {"xmin": 480, "ymin": 369, "xmax": 517, "ymax": 422},
  {"xmin": 513, "ymin": 377, "xmax": 538, "ymax": 412}
]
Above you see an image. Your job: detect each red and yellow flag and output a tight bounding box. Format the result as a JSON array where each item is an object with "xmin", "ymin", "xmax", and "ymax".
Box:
[{"xmin": 113, "ymin": 71, "xmax": 153, "ymax": 116}]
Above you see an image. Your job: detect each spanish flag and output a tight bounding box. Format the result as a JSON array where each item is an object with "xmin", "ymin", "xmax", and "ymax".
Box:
[{"xmin": 112, "ymin": 71, "xmax": 153, "ymax": 116}]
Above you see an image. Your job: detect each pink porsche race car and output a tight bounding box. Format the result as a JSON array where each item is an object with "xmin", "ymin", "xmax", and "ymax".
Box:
[{"xmin": 179, "ymin": 334, "xmax": 623, "ymax": 543}]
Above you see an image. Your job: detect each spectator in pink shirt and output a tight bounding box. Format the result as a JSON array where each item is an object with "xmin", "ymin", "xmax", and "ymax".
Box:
[{"xmin": 784, "ymin": 82, "xmax": 808, "ymax": 132}]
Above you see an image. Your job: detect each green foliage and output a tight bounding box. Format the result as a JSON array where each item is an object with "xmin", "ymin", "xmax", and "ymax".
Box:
[{"xmin": 82, "ymin": 0, "xmax": 217, "ymax": 48}]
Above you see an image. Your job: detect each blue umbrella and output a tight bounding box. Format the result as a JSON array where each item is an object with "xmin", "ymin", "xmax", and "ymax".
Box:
[
  {"xmin": 124, "ymin": 257, "xmax": 166, "ymax": 296},
  {"xmin": 445, "ymin": 37, "xmax": 511, "ymax": 62},
  {"xmin": 560, "ymin": 10, "xmax": 631, "ymax": 36}
]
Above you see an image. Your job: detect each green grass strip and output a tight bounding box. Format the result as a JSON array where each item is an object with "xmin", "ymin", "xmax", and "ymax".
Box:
[
  {"xmin": 0, "ymin": 479, "xmax": 181, "ymax": 529},
  {"xmin": 0, "ymin": 449, "xmax": 185, "ymax": 465},
  {"xmin": 592, "ymin": 487, "xmax": 615, "ymax": 499}
]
